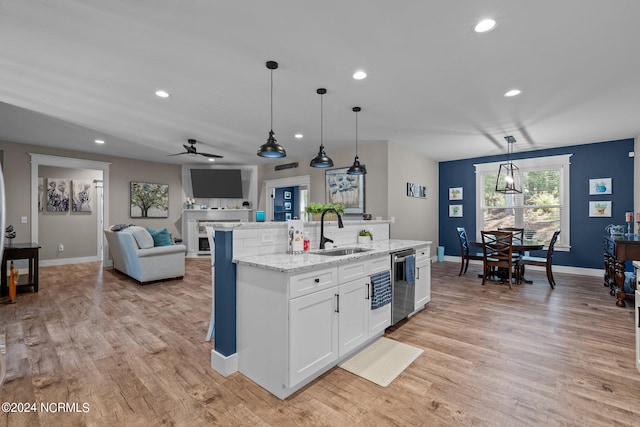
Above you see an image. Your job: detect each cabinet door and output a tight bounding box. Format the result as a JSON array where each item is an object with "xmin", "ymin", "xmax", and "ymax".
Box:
[
  {"xmin": 338, "ymin": 277, "xmax": 368, "ymax": 357},
  {"xmin": 415, "ymin": 258, "xmax": 431, "ymax": 308},
  {"xmin": 289, "ymin": 287, "xmax": 339, "ymax": 387},
  {"xmin": 367, "ymin": 273, "xmax": 391, "ymax": 336}
]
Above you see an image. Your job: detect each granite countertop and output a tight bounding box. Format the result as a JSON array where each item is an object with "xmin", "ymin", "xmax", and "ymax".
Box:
[
  {"xmin": 205, "ymin": 219, "xmax": 392, "ymax": 229},
  {"xmin": 233, "ymin": 239, "xmax": 432, "ymax": 273}
]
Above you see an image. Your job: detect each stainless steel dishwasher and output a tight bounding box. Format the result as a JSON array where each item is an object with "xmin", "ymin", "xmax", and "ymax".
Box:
[{"xmin": 391, "ymin": 248, "xmax": 416, "ymax": 325}]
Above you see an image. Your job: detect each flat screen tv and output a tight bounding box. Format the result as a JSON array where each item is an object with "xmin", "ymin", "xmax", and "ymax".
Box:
[{"xmin": 190, "ymin": 169, "xmax": 244, "ymax": 198}]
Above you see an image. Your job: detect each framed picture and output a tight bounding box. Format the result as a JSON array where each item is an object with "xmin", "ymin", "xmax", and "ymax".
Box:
[
  {"xmin": 46, "ymin": 178, "xmax": 70, "ymax": 212},
  {"xmin": 285, "ymin": 213, "xmax": 292, "ymax": 221},
  {"xmin": 72, "ymin": 179, "xmax": 93, "ymax": 212},
  {"xmin": 284, "ymin": 191, "xmax": 292, "ymax": 200},
  {"xmin": 325, "ymin": 167, "xmax": 365, "ymax": 214},
  {"xmin": 449, "ymin": 204, "xmax": 463, "ymax": 217},
  {"xmin": 130, "ymin": 181, "xmax": 169, "ymax": 218},
  {"xmin": 589, "ymin": 178, "xmax": 612, "ymax": 195},
  {"xmin": 589, "ymin": 201, "xmax": 611, "ymax": 217},
  {"xmin": 449, "ymin": 187, "xmax": 463, "ymax": 200},
  {"xmin": 284, "ymin": 202, "xmax": 292, "ymax": 211}
]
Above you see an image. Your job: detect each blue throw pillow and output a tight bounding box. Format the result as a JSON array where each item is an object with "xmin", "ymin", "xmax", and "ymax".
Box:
[{"xmin": 146, "ymin": 227, "xmax": 172, "ymax": 247}]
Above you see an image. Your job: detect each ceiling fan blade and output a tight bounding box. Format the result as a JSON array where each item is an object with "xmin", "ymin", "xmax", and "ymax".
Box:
[
  {"xmin": 167, "ymin": 151, "xmax": 189, "ymax": 156},
  {"xmin": 198, "ymin": 152, "xmax": 224, "ymax": 158}
]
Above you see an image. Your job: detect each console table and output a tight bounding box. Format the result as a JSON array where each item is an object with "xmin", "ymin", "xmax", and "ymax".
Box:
[
  {"xmin": 604, "ymin": 235, "xmax": 640, "ymax": 307},
  {"xmin": 1, "ymin": 242, "xmax": 41, "ymax": 297}
]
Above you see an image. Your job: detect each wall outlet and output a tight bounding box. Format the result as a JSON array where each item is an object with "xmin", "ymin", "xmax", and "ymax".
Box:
[
  {"xmin": 21, "ymin": 216, "xmax": 28, "ymax": 224},
  {"xmin": 58, "ymin": 244, "xmax": 64, "ymax": 252}
]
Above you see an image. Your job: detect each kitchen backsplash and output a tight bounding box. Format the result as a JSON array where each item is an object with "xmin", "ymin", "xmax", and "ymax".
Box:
[{"xmin": 230, "ymin": 221, "xmax": 391, "ymax": 258}]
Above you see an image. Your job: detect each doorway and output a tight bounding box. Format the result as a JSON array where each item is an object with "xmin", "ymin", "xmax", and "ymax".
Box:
[{"xmin": 264, "ymin": 175, "xmax": 310, "ymax": 222}]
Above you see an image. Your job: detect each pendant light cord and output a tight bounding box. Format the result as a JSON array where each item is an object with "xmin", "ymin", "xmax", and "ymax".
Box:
[
  {"xmin": 355, "ymin": 109, "xmax": 358, "ymax": 156},
  {"xmin": 270, "ymin": 68, "xmax": 274, "ymax": 131},
  {"xmin": 320, "ymin": 92, "xmax": 323, "ymax": 148}
]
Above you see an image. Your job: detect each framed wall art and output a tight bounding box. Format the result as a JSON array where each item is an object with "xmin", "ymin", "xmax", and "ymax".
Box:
[
  {"xmin": 46, "ymin": 178, "xmax": 70, "ymax": 212},
  {"xmin": 449, "ymin": 187, "xmax": 463, "ymax": 200},
  {"xmin": 449, "ymin": 204, "xmax": 463, "ymax": 218},
  {"xmin": 130, "ymin": 181, "xmax": 169, "ymax": 218},
  {"xmin": 589, "ymin": 178, "xmax": 611, "ymax": 195},
  {"xmin": 72, "ymin": 179, "xmax": 93, "ymax": 212},
  {"xmin": 325, "ymin": 167, "xmax": 365, "ymax": 214},
  {"xmin": 589, "ymin": 201, "xmax": 611, "ymax": 217}
]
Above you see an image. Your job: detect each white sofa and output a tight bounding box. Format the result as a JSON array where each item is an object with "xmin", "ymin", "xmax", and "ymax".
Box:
[{"xmin": 104, "ymin": 226, "xmax": 186, "ymax": 283}]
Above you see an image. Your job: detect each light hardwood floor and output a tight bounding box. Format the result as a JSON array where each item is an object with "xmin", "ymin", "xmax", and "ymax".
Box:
[{"xmin": 1, "ymin": 259, "xmax": 639, "ymax": 426}]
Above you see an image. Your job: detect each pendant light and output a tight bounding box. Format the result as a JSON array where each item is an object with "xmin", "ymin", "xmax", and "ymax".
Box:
[
  {"xmin": 257, "ymin": 60, "xmax": 286, "ymax": 158},
  {"xmin": 310, "ymin": 88, "xmax": 334, "ymax": 168},
  {"xmin": 495, "ymin": 135, "xmax": 522, "ymax": 194},
  {"xmin": 347, "ymin": 106, "xmax": 366, "ymax": 175}
]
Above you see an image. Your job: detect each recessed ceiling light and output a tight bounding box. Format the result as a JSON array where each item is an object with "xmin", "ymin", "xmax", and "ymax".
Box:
[
  {"xmin": 474, "ymin": 19, "xmax": 496, "ymax": 33},
  {"xmin": 353, "ymin": 70, "xmax": 367, "ymax": 80},
  {"xmin": 504, "ymin": 89, "xmax": 522, "ymax": 97},
  {"xmin": 155, "ymin": 90, "xmax": 170, "ymax": 98},
  {"xmin": 208, "ymin": 158, "xmax": 215, "ymax": 162},
  {"xmin": 94, "ymin": 139, "xmax": 105, "ymax": 144},
  {"xmin": 294, "ymin": 133, "xmax": 303, "ymax": 139}
]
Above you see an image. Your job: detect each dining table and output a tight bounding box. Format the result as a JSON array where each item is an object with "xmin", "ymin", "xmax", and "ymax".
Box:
[{"xmin": 470, "ymin": 239, "xmax": 545, "ymax": 284}]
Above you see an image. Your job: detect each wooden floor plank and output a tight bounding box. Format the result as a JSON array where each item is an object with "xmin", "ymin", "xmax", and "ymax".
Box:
[{"xmin": 1, "ymin": 259, "xmax": 639, "ymax": 426}]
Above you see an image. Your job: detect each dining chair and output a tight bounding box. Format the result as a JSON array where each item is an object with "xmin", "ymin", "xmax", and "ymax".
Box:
[
  {"xmin": 481, "ymin": 230, "xmax": 519, "ymax": 289},
  {"xmin": 499, "ymin": 227, "xmax": 524, "ymax": 244},
  {"xmin": 521, "ymin": 230, "xmax": 561, "ymax": 289},
  {"xmin": 456, "ymin": 227, "xmax": 483, "ymax": 276}
]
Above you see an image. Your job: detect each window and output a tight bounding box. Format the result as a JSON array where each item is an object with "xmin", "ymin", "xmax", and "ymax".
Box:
[{"xmin": 475, "ymin": 154, "xmax": 571, "ymax": 250}]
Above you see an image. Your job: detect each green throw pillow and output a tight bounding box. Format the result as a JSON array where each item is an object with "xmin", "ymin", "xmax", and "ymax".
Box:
[{"xmin": 146, "ymin": 226, "xmax": 172, "ymax": 247}]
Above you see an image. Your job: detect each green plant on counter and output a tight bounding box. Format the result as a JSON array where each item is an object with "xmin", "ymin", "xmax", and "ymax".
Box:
[
  {"xmin": 358, "ymin": 229, "xmax": 373, "ymax": 240},
  {"xmin": 305, "ymin": 203, "xmax": 345, "ymax": 215}
]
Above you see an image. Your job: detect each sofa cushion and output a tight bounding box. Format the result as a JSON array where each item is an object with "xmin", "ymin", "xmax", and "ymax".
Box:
[
  {"xmin": 128, "ymin": 226, "xmax": 155, "ymax": 249},
  {"xmin": 146, "ymin": 226, "xmax": 172, "ymax": 247}
]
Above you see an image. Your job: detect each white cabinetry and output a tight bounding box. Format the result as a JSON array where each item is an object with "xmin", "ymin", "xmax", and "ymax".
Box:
[
  {"xmin": 237, "ymin": 255, "xmax": 391, "ymax": 399},
  {"xmin": 289, "ymin": 286, "xmax": 339, "ymax": 386},
  {"xmin": 415, "ymin": 245, "xmax": 431, "ymax": 309}
]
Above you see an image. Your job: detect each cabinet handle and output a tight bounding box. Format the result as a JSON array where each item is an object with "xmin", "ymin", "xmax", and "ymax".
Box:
[
  {"xmin": 366, "ymin": 283, "xmax": 370, "ymax": 300},
  {"xmin": 314, "ymin": 278, "xmax": 320, "ymax": 283},
  {"xmin": 417, "ymin": 267, "xmax": 420, "ymax": 280},
  {"xmin": 335, "ymin": 294, "xmax": 340, "ymax": 313},
  {"xmin": 638, "ymin": 307, "xmax": 640, "ymax": 328}
]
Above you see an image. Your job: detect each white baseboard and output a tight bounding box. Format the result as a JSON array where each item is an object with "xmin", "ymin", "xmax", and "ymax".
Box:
[
  {"xmin": 211, "ymin": 349, "xmax": 238, "ymax": 377},
  {"xmin": 39, "ymin": 255, "xmax": 102, "ymax": 267},
  {"xmin": 441, "ymin": 256, "xmax": 604, "ymax": 277}
]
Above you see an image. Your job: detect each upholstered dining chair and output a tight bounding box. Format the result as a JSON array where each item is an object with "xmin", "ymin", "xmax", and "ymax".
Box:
[
  {"xmin": 521, "ymin": 230, "xmax": 561, "ymax": 289},
  {"xmin": 456, "ymin": 227, "xmax": 483, "ymax": 276},
  {"xmin": 481, "ymin": 230, "xmax": 520, "ymax": 289}
]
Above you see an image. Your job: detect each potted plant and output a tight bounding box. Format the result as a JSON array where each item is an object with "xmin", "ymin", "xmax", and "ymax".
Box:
[
  {"xmin": 305, "ymin": 203, "xmax": 345, "ymax": 221},
  {"xmin": 358, "ymin": 229, "xmax": 373, "ymax": 244}
]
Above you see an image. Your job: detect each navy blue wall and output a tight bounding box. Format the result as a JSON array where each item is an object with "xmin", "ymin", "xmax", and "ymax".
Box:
[{"xmin": 439, "ymin": 139, "xmax": 634, "ymax": 269}]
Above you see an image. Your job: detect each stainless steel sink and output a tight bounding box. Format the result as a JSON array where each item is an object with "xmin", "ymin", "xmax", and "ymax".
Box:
[{"xmin": 314, "ymin": 247, "xmax": 371, "ymax": 256}]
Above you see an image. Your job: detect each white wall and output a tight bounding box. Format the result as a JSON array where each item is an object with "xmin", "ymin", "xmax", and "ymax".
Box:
[{"xmin": 387, "ymin": 141, "xmax": 438, "ymax": 244}]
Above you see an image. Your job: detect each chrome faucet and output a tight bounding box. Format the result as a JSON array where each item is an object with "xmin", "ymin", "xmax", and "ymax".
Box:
[{"xmin": 319, "ymin": 208, "xmax": 344, "ymax": 249}]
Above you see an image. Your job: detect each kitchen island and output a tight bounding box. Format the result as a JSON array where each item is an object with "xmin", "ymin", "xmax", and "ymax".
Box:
[{"xmin": 233, "ymin": 239, "xmax": 431, "ymax": 399}]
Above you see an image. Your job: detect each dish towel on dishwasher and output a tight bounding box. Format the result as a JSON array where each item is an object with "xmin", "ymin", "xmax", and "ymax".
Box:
[
  {"xmin": 370, "ymin": 270, "xmax": 392, "ymax": 310},
  {"xmin": 405, "ymin": 254, "xmax": 415, "ymax": 285}
]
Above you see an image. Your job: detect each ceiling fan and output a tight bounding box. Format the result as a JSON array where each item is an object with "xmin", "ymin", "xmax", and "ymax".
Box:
[{"xmin": 168, "ymin": 139, "xmax": 224, "ymax": 159}]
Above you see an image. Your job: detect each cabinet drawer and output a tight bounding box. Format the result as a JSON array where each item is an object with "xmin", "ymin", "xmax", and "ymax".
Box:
[
  {"xmin": 290, "ymin": 267, "xmax": 338, "ymax": 299},
  {"xmin": 369, "ymin": 256, "xmax": 391, "ymax": 275},
  {"xmin": 415, "ymin": 246, "xmax": 430, "ymax": 262},
  {"xmin": 339, "ymin": 261, "xmax": 367, "ymax": 283}
]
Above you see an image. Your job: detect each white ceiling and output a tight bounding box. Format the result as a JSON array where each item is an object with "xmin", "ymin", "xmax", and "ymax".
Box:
[{"xmin": 1, "ymin": 0, "xmax": 639, "ymax": 166}]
